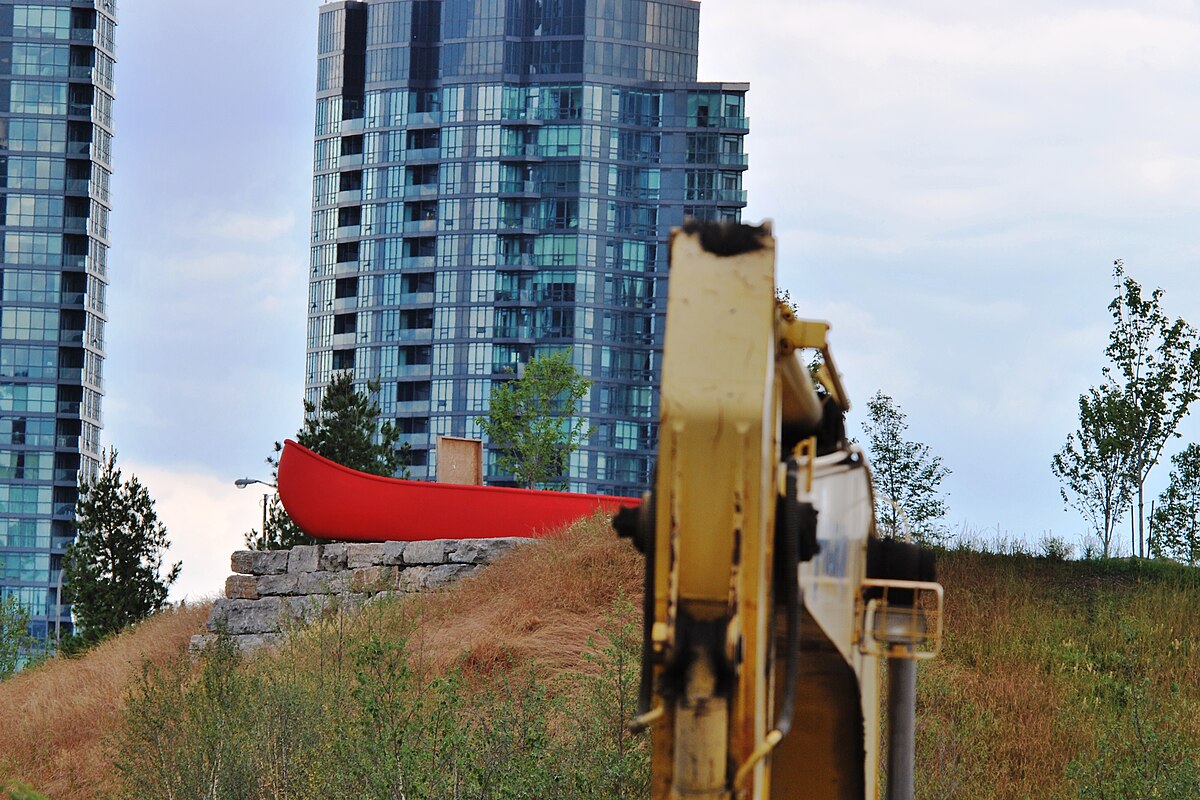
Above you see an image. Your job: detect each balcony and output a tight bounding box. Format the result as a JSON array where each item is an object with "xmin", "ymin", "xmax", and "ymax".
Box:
[
  {"xmin": 394, "ymin": 328, "xmax": 433, "ymax": 342},
  {"xmin": 339, "ymin": 153, "xmax": 364, "ymax": 168},
  {"xmin": 498, "ymin": 180, "xmax": 537, "ymax": 196},
  {"xmin": 499, "ymin": 142, "xmax": 542, "ymax": 160},
  {"xmin": 395, "ymin": 400, "xmax": 430, "ymax": 415},
  {"xmin": 406, "ymin": 146, "xmax": 439, "ymax": 163},
  {"xmin": 719, "ymin": 152, "xmax": 749, "ymax": 168},
  {"xmin": 341, "ymin": 117, "xmax": 364, "ymax": 133},
  {"xmin": 337, "ymin": 189, "xmax": 362, "ymax": 204},
  {"xmin": 334, "ymin": 259, "xmax": 360, "ymax": 276},
  {"xmin": 400, "ymin": 291, "xmax": 434, "ymax": 305},
  {"xmin": 499, "ymin": 252, "xmax": 535, "ymax": 268},
  {"xmin": 396, "ymin": 364, "xmax": 432, "ymax": 378},
  {"xmin": 500, "ymin": 109, "xmax": 546, "ymax": 125},
  {"xmin": 396, "ymin": 433, "xmax": 432, "ymax": 449},
  {"xmin": 70, "ymin": 28, "xmax": 94, "ymax": 43},
  {"xmin": 492, "ymin": 361, "xmax": 527, "ymax": 377},
  {"xmin": 403, "ymin": 183, "xmax": 439, "ymax": 199},
  {"xmin": 64, "ymin": 216, "xmax": 88, "ymax": 232},
  {"xmin": 332, "ymin": 296, "xmax": 357, "ymax": 312},
  {"xmin": 404, "ymin": 255, "xmax": 435, "ymax": 270},
  {"xmin": 57, "ymin": 401, "xmax": 81, "ymax": 415},
  {"xmin": 54, "ymin": 468, "xmax": 79, "ymax": 483},
  {"xmin": 60, "ymin": 329, "xmax": 85, "ymax": 344},
  {"xmin": 332, "ymin": 332, "xmax": 357, "ymax": 348},
  {"xmin": 499, "ymin": 216, "xmax": 540, "ymax": 233},
  {"xmin": 65, "ymin": 178, "xmax": 90, "ymax": 196},
  {"xmin": 70, "ymin": 65, "xmax": 93, "ymax": 80},
  {"xmin": 402, "ymin": 219, "xmax": 437, "ymax": 234},
  {"xmin": 688, "ymin": 115, "xmax": 750, "ymax": 130},
  {"xmin": 407, "ymin": 111, "xmax": 440, "ymax": 127},
  {"xmin": 494, "ymin": 289, "xmax": 533, "ymax": 304},
  {"xmin": 62, "ymin": 252, "xmax": 87, "ymax": 269},
  {"xmin": 335, "ymin": 224, "xmax": 361, "ymax": 240}
]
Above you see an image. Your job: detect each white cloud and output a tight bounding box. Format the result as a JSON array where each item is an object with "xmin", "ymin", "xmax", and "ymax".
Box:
[
  {"xmin": 206, "ymin": 211, "xmax": 298, "ymax": 243},
  {"xmin": 123, "ymin": 460, "xmax": 263, "ymax": 604}
]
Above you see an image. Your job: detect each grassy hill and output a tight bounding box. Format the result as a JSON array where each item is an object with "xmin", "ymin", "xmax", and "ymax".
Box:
[{"xmin": 2, "ymin": 517, "xmax": 1199, "ymax": 799}]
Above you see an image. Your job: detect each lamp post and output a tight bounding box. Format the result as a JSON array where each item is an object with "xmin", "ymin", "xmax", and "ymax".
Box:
[{"xmin": 235, "ymin": 478, "xmax": 277, "ymax": 537}]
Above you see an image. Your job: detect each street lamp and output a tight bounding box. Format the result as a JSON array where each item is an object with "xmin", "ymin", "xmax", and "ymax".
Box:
[
  {"xmin": 235, "ymin": 478, "xmax": 277, "ymax": 537},
  {"xmin": 234, "ymin": 478, "xmax": 275, "ymax": 490}
]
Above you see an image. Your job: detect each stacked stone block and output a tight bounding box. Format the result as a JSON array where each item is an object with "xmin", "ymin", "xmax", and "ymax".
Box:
[{"xmin": 192, "ymin": 538, "xmax": 525, "ymax": 652}]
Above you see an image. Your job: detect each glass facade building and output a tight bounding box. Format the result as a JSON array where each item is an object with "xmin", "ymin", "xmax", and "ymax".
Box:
[
  {"xmin": 309, "ymin": 0, "xmax": 746, "ymax": 495},
  {"xmin": 0, "ymin": 0, "xmax": 114, "ymax": 648}
]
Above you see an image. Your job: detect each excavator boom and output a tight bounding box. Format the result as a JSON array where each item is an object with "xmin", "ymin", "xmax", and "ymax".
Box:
[{"xmin": 614, "ymin": 222, "xmax": 942, "ymax": 800}]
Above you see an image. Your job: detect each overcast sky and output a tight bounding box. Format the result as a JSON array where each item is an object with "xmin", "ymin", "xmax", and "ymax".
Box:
[{"xmin": 105, "ymin": 0, "xmax": 1200, "ymax": 600}]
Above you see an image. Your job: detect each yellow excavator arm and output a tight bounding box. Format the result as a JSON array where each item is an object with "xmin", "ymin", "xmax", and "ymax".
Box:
[{"xmin": 613, "ymin": 222, "xmax": 943, "ymax": 800}]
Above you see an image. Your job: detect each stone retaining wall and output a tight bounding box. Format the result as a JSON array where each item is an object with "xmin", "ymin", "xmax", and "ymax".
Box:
[{"xmin": 191, "ymin": 538, "xmax": 525, "ymax": 652}]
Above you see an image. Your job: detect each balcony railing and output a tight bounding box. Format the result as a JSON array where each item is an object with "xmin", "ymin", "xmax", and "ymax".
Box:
[
  {"xmin": 403, "ymin": 183, "xmax": 439, "ymax": 199},
  {"xmin": 499, "ymin": 253, "xmax": 535, "ymax": 267},
  {"xmin": 402, "ymin": 219, "xmax": 437, "ymax": 234},
  {"xmin": 406, "ymin": 146, "xmax": 439, "ymax": 162}
]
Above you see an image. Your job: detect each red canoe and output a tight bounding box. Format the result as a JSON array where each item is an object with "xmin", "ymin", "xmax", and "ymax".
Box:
[{"xmin": 276, "ymin": 439, "xmax": 641, "ymax": 542}]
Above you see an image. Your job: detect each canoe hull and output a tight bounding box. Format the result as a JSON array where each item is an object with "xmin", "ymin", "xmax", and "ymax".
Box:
[{"xmin": 276, "ymin": 439, "xmax": 640, "ymax": 542}]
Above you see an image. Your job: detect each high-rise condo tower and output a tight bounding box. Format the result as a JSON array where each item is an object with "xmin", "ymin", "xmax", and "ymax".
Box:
[
  {"xmin": 0, "ymin": 0, "xmax": 115, "ymax": 650},
  {"xmin": 309, "ymin": 0, "xmax": 747, "ymax": 494}
]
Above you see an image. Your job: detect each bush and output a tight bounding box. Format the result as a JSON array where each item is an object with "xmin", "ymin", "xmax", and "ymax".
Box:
[
  {"xmin": 2, "ymin": 781, "xmax": 48, "ymax": 800},
  {"xmin": 1039, "ymin": 534, "xmax": 1074, "ymax": 561},
  {"xmin": 112, "ymin": 596, "xmax": 649, "ymax": 799}
]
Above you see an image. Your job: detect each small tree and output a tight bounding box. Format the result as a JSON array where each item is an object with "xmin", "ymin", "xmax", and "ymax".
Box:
[
  {"xmin": 250, "ymin": 372, "xmax": 410, "ymax": 550},
  {"xmin": 860, "ymin": 390, "xmax": 951, "ymax": 543},
  {"xmin": 1104, "ymin": 260, "xmax": 1200, "ymax": 556},
  {"xmin": 63, "ymin": 450, "xmax": 181, "ymax": 648},
  {"xmin": 0, "ymin": 595, "xmax": 33, "ymax": 679},
  {"xmin": 1051, "ymin": 385, "xmax": 1137, "ymax": 558},
  {"xmin": 476, "ymin": 350, "xmax": 592, "ymax": 489},
  {"xmin": 285, "ymin": 372, "xmax": 407, "ymax": 477},
  {"xmin": 1149, "ymin": 444, "xmax": 1200, "ymax": 565}
]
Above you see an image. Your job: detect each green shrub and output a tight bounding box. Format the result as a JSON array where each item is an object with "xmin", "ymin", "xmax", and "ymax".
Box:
[
  {"xmin": 2, "ymin": 781, "xmax": 48, "ymax": 800},
  {"xmin": 111, "ymin": 596, "xmax": 649, "ymax": 799}
]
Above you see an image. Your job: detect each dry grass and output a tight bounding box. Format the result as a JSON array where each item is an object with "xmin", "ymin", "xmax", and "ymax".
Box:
[
  {"xmin": 7, "ymin": 516, "xmax": 1199, "ymax": 800},
  {"xmin": 921, "ymin": 550, "xmax": 1200, "ymax": 799},
  {"xmin": 411, "ymin": 512, "xmax": 642, "ymax": 678},
  {"xmin": 0, "ymin": 515, "xmax": 642, "ymax": 798},
  {"xmin": 0, "ymin": 602, "xmax": 211, "ymax": 799}
]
